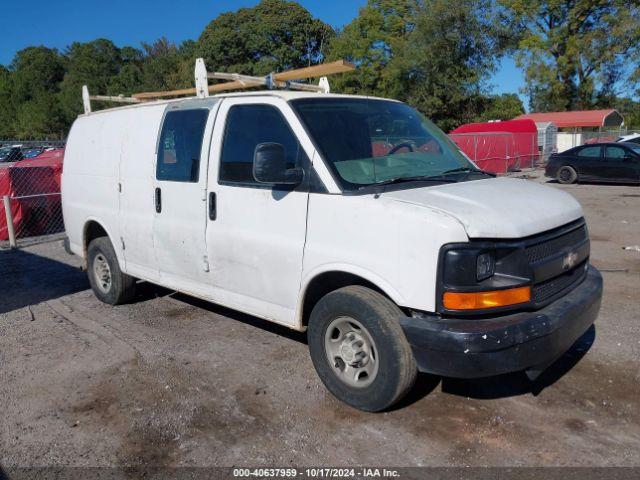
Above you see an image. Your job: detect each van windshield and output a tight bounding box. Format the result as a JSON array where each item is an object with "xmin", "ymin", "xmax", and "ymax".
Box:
[{"xmin": 291, "ymin": 98, "xmax": 482, "ymax": 191}]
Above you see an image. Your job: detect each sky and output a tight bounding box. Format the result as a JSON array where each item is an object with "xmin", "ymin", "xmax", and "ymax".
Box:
[{"xmin": 0, "ymin": 0, "xmax": 526, "ymax": 100}]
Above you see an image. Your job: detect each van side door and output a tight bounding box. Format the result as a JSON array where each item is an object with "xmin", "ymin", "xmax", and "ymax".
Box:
[
  {"xmin": 205, "ymin": 97, "xmax": 313, "ymax": 326},
  {"xmin": 119, "ymin": 105, "xmax": 166, "ymax": 281},
  {"xmin": 153, "ymin": 101, "xmax": 218, "ymax": 291}
]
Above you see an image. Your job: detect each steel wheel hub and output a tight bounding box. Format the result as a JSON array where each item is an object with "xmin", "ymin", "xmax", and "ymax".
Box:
[
  {"xmin": 93, "ymin": 253, "xmax": 112, "ymax": 293},
  {"xmin": 339, "ymin": 332, "xmax": 369, "ymax": 366},
  {"xmin": 324, "ymin": 317, "xmax": 379, "ymax": 388}
]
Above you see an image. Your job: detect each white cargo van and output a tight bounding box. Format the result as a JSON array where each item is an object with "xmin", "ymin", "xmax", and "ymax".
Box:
[{"xmin": 62, "ymin": 90, "xmax": 602, "ymax": 411}]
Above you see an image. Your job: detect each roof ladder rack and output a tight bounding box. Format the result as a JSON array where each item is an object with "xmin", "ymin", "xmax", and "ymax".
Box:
[
  {"xmin": 82, "ymin": 58, "xmax": 356, "ymax": 111},
  {"xmin": 82, "ymin": 86, "xmax": 142, "ymax": 114},
  {"xmin": 207, "ymin": 71, "xmax": 328, "ymax": 93},
  {"xmin": 133, "ymin": 58, "xmax": 355, "ymax": 100}
]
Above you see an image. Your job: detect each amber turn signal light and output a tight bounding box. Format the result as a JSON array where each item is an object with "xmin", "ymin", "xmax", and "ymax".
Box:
[{"xmin": 443, "ymin": 286, "xmax": 531, "ymax": 310}]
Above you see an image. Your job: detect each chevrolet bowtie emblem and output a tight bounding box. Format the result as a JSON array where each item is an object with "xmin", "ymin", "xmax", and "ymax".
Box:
[{"xmin": 562, "ymin": 251, "xmax": 579, "ymax": 270}]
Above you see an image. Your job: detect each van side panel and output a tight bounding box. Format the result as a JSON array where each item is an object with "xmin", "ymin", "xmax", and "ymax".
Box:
[
  {"xmin": 118, "ymin": 105, "xmax": 166, "ymax": 280},
  {"xmin": 62, "ymin": 110, "xmax": 129, "ymax": 261}
]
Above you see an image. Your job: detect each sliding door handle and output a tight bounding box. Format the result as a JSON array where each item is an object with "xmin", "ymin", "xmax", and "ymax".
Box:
[
  {"xmin": 155, "ymin": 187, "xmax": 162, "ymax": 213},
  {"xmin": 209, "ymin": 192, "xmax": 216, "ymax": 220}
]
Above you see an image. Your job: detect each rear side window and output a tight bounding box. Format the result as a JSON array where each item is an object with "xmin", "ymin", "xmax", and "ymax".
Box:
[
  {"xmin": 157, "ymin": 109, "xmax": 209, "ymax": 182},
  {"xmin": 219, "ymin": 104, "xmax": 304, "ymax": 185},
  {"xmin": 577, "ymin": 146, "xmax": 601, "ymax": 158},
  {"xmin": 605, "ymin": 146, "xmax": 627, "ymax": 159}
]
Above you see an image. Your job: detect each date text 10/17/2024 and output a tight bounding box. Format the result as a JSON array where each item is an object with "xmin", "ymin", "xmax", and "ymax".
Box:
[{"xmin": 232, "ymin": 468, "xmax": 401, "ymax": 478}]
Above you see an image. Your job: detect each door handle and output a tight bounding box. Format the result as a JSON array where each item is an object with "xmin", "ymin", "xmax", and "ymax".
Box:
[
  {"xmin": 155, "ymin": 187, "xmax": 162, "ymax": 213},
  {"xmin": 209, "ymin": 192, "xmax": 216, "ymax": 220}
]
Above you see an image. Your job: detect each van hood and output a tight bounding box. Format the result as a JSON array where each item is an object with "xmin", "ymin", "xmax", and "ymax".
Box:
[{"xmin": 383, "ymin": 177, "xmax": 583, "ymax": 239}]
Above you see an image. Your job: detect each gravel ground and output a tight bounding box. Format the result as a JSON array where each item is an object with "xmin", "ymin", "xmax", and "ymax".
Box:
[{"xmin": 0, "ymin": 170, "xmax": 639, "ymax": 470}]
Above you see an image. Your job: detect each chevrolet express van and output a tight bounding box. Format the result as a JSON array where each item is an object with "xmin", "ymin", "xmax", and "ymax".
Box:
[{"xmin": 62, "ymin": 92, "xmax": 602, "ymax": 411}]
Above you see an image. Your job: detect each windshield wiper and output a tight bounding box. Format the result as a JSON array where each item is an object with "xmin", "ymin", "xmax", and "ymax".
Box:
[
  {"xmin": 440, "ymin": 167, "xmax": 494, "ymax": 177},
  {"xmin": 358, "ymin": 168, "xmax": 493, "ymax": 190},
  {"xmin": 361, "ymin": 175, "xmax": 457, "ymax": 189}
]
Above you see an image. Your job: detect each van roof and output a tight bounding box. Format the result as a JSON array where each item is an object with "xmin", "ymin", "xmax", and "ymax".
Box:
[{"xmin": 79, "ymin": 90, "xmax": 398, "ymax": 117}]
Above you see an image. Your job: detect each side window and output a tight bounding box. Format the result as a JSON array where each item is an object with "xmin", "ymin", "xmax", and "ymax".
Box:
[
  {"xmin": 605, "ymin": 146, "xmax": 627, "ymax": 160},
  {"xmin": 577, "ymin": 146, "xmax": 601, "ymax": 158},
  {"xmin": 157, "ymin": 109, "xmax": 209, "ymax": 182},
  {"xmin": 219, "ymin": 104, "xmax": 306, "ymax": 185}
]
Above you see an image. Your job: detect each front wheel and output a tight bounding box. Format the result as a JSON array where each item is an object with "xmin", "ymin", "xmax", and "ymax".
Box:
[{"xmin": 307, "ymin": 286, "xmax": 417, "ymax": 412}]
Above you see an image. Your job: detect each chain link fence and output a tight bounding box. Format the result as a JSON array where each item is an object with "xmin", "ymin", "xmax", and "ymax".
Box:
[
  {"xmin": 580, "ymin": 130, "xmax": 639, "ymax": 144},
  {"xmin": 450, "ymin": 129, "xmax": 640, "ymax": 171},
  {"xmin": 1, "ymin": 146, "xmax": 65, "ymax": 249},
  {"xmin": 555, "ymin": 129, "xmax": 639, "ymax": 152},
  {"xmin": 448, "ymin": 132, "xmax": 540, "ymax": 174}
]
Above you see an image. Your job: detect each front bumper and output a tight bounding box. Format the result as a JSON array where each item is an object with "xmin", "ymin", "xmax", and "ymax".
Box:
[{"xmin": 399, "ymin": 265, "xmax": 602, "ymax": 378}]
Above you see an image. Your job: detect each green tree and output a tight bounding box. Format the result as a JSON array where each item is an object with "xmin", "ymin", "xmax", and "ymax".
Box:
[
  {"xmin": 2, "ymin": 47, "xmax": 65, "ymax": 138},
  {"xmin": 108, "ymin": 46, "xmax": 145, "ymax": 95},
  {"xmin": 13, "ymin": 95, "xmax": 65, "ymax": 139},
  {"xmin": 57, "ymin": 39, "xmax": 125, "ymax": 122},
  {"xmin": 394, "ymin": 0, "xmax": 504, "ymax": 131},
  {"xmin": 477, "ymin": 93, "xmax": 525, "ymax": 122},
  {"xmin": 612, "ymin": 97, "xmax": 640, "ymax": 129},
  {"xmin": 327, "ymin": 0, "xmax": 421, "ymax": 96},
  {"xmin": 0, "ymin": 66, "xmax": 15, "ymax": 138},
  {"xmin": 198, "ymin": 0, "xmax": 334, "ymax": 75},
  {"xmin": 500, "ymin": 0, "xmax": 640, "ymax": 111},
  {"xmin": 138, "ymin": 38, "xmax": 194, "ymax": 92},
  {"xmin": 9, "ymin": 46, "xmax": 64, "ymax": 102}
]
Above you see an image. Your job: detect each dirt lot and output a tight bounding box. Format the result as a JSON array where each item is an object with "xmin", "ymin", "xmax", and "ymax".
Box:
[{"xmin": 1, "ymin": 171, "xmax": 639, "ymax": 470}]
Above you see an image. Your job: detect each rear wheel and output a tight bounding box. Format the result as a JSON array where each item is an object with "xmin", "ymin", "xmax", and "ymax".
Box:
[
  {"xmin": 307, "ymin": 285, "xmax": 417, "ymax": 412},
  {"xmin": 557, "ymin": 166, "xmax": 578, "ymax": 184},
  {"xmin": 87, "ymin": 237, "xmax": 136, "ymax": 305}
]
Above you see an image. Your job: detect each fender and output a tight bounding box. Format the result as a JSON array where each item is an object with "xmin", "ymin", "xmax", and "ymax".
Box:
[
  {"xmin": 295, "ymin": 262, "xmax": 407, "ymax": 328},
  {"xmin": 81, "ymin": 216, "xmax": 123, "ymax": 267}
]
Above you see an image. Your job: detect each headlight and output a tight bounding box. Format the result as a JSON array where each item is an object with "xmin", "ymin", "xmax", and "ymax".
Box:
[
  {"xmin": 476, "ymin": 252, "xmax": 495, "ymax": 281},
  {"xmin": 439, "ymin": 243, "xmax": 532, "ymax": 314}
]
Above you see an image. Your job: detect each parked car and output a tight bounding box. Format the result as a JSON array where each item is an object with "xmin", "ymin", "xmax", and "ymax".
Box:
[
  {"xmin": 546, "ymin": 142, "xmax": 640, "ymax": 184},
  {"xmin": 0, "ymin": 146, "xmax": 24, "ymax": 163},
  {"xmin": 616, "ymin": 133, "xmax": 640, "ymax": 144},
  {"xmin": 583, "ymin": 135, "xmax": 617, "ymax": 144},
  {"xmin": 21, "ymin": 148, "xmax": 44, "ymax": 159},
  {"xmin": 63, "ymin": 92, "xmax": 602, "ymax": 412}
]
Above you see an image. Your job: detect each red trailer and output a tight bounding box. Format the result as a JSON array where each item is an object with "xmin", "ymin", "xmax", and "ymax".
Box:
[{"xmin": 449, "ymin": 120, "xmax": 539, "ymax": 174}]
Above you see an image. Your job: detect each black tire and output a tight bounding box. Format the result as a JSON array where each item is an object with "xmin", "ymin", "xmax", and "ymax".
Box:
[
  {"xmin": 87, "ymin": 237, "xmax": 136, "ymax": 305},
  {"xmin": 557, "ymin": 165, "xmax": 578, "ymax": 184},
  {"xmin": 307, "ymin": 285, "xmax": 417, "ymax": 412}
]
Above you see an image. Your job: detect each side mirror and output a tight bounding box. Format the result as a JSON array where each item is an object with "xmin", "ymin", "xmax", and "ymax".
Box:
[{"xmin": 253, "ymin": 143, "xmax": 304, "ymax": 185}]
